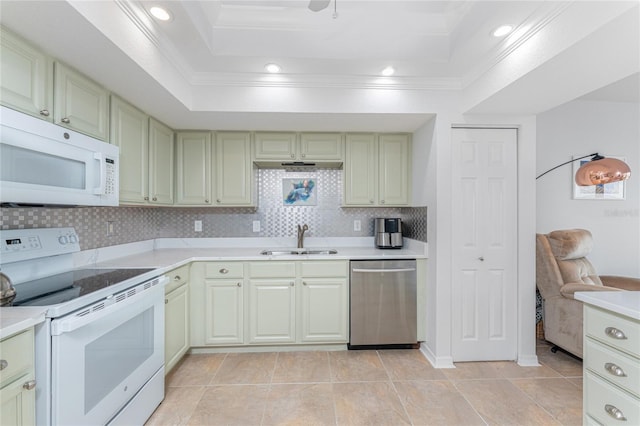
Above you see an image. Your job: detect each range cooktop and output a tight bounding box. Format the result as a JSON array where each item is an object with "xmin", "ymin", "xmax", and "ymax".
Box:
[{"xmin": 11, "ymin": 268, "xmax": 155, "ymax": 307}]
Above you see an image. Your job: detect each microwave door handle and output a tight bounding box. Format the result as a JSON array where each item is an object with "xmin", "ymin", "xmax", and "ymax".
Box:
[{"xmin": 93, "ymin": 152, "xmax": 106, "ymax": 195}]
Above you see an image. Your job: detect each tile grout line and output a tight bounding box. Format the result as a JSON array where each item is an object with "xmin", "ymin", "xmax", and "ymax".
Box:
[
  {"xmin": 449, "ymin": 379, "xmax": 490, "ymax": 426},
  {"xmin": 326, "ymin": 352, "xmax": 339, "ymax": 426},
  {"xmin": 259, "ymin": 351, "xmax": 280, "ymax": 426},
  {"xmin": 375, "ymin": 350, "xmax": 415, "ymax": 426}
]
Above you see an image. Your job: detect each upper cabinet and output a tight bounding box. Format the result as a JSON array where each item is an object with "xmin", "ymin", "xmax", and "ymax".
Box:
[
  {"xmin": 0, "ymin": 27, "xmax": 53, "ymax": 120},
  {"xmin": 343, "ymin": 133, "xmax": 411, "ymax": 207},
  {"xmin": 254, "ymin": 132, "xmax": 343, "ymax": 166},
  {"xmin": 54, "ymin": 62, "xmax": 110, "ymax": 140},
  {"xmin": 215, "ymin": 132, "xmax": 254, "ymax": 206},
  {"xmin": 111, "ymin": 96, "xmax": 174, "ymax": 205},
  {"xmin": 176, "ymin": 132, "xmax": 212, "ymax": 206}
]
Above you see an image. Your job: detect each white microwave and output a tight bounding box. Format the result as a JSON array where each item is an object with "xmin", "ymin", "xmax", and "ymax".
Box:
[{"xmin": 0, "ymin": 106, "xmax": 119, "ymax": 207}]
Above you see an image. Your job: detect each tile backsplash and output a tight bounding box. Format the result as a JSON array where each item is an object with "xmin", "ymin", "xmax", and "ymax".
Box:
[{"xmin": 1, "ymin": 169, "xmax": 426, "ymax": 250}]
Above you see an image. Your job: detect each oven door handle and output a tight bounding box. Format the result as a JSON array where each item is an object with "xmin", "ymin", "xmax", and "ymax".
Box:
[{"xmin": 51, "ymin": 276, "xmax": 168, "ymax": 336}]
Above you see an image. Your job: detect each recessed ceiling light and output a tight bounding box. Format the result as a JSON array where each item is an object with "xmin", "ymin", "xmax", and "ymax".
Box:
[
  {"xmin": 265, "ymin": 63, "xmax": 281, "ymax": 73},
  {"xmin": 492, "ymin": 25, "xmax": 513, "ymax": 37},
  {"xmin": 150, "ymin": 6, "xmax": 171, "ymax": 21},
  {"xmin": 381, "ymin": 66, "xmax": 395, "ymax": 76}
]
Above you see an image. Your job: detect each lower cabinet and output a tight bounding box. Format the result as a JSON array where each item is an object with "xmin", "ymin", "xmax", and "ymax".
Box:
[
  {"xmin": 190, "ymin": 260, "xmax": 348, "ymax": 347},
  {"xmin": 164, "ymin": 264, "xmax": 190, "ymax": 374},
  {"xmin": 0, "ymin": 328, "xmax": 36, "ymax": 426}
]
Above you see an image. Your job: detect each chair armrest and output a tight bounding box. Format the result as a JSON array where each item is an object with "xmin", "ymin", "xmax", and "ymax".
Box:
[
  {"xmin": 600, "ymin": 275, "xmax": 640, "ymax": 291},
  {"xmin": 560, "ymin": 283, "xmax": 622, "ymax": 299}
]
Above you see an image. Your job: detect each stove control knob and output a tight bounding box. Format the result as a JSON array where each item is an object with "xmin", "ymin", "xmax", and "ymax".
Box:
[
  {"xmin": 58, "ymin": 236, "xmax": 68, "ymax": 245},
  {"xmin": 69, "ymin": 235, "xmax": 78, "ymax": 244}
]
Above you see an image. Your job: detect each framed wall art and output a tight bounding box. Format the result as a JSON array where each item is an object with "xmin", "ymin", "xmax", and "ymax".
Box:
[{"xmin": 283, "ymin": 178, "xmax": 317, "ymax": 206}]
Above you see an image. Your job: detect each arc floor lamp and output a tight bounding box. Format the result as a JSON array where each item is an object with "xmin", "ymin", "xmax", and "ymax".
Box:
[{"xmin": 536, "ymin": 153, "xmax": 631, "ymax": 185}]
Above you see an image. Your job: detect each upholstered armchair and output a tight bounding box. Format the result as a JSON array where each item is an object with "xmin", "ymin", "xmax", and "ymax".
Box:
[{"xmin": 536, "ymin": 229, "xmax": 640, "ymax": 358}]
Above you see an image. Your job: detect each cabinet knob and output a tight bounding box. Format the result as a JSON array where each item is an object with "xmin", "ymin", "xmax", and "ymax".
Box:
[
  {"xmin": 370, "ymin": 200, "xmax": 374, "ymax": 204},
  {"xmin": 301, "ymin": 153, "xmax": 306, "ymax": 158},
  {"xmin": 152, "ymin": 197, "xmax": 158, "ymax": 201},
  {"xmin": 478, "ymin": 256, "xmax": 485, "ymax": 262},
  {"xmin": 290, "ymin": 154, "xmax": 295, "ymax": 158},
  {"xmin": 165, "ymin": 299, "xmax": 168, "ymax": 304},
  {"xmin": 604, "ymin": 362, "xmax": 627, "ymax": 377},
  {"xmin": 0, "ymin": 360, "xmax": 7, "ymax": 370},
  {"xmin": 237, "ymin": 282, "xmax": 241, "ymax": 287},
  {"xmin": 61, "ymin": 117, "xmax": 70, "ymax": 124},
  {"xmin": 290, "ymin": 281, "xmax": 294, "ymax": 287},
  {"xmin": 174, "ymin": 275, "xmax": 181, "ymax": 281},
  {"xmin": 605, "ymin": 327, "xmax": 627, "ymax": 340},
  {"xmin": 380, "ymin": 199, "xmax": 385, "ymax": 204},
  {"xmin": 303, "ymin": 281, "xmax": 307, "ymax": 286},
  {"xmin": 144, "ymin": 196, "xmax": 149, "ymax": 201},
  {"xmin": 23, "ymin": 380, "xmax": 36, "ymax": 391},
  {"xmin": 40, "ymin": 109, "xmax": 50, "ymax": 117},
  {"xmin": 205, "ymin": 199, "xmax": 209, "ymax": 203},
  {"xmin": 604, "ymin": 404, "xmax": 627, "ymax": 421},
  {"xmin": 216, "ymin": 199, "xmax": 221, "ymax": 203}
]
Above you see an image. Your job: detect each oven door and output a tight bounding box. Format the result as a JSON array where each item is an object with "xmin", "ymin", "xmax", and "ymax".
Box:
[{"xmin": 50, "ymin": 281, "xmax": 165, "ymax": 426}]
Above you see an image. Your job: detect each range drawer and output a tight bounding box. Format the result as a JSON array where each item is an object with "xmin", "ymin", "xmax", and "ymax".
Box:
[
  {"xmin": 585, "ymin": 371, "xmax": 640, "ymax": 425},
  {"xmin": 585, "ymin": 306, "xmax": 640, "ymax": 357},
  {"xmin": 300, "ymin": 260, "xmax": 347, "ymax": 277},
  {"xmin": 585, "ymin": 337, "xmax": 640, "ymax": 398},
  {"xmin": 165, "ymin": 264, "xmax": 190, "ymax": 294},
  {"xmin": 205, "ymin": 262, "xmax": 244, "ymax": 279},
  {"xmin": 249, "ymin": 262, "xmax": 295, "ymax": 278},
  {"xmin": 0, "ymin": 328, "xmax": 34, "ymax": 386}
]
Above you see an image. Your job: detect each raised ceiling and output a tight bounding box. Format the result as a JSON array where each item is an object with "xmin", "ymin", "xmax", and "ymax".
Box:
[{"xmin": 0, "ymin": 0, "xmax": 638, "ymax": 131}]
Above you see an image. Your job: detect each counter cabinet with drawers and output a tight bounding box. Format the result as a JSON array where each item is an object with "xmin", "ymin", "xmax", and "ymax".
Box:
[
  {"xmin": 189, "ymin": 260, "xmax": 349, "ymax": 347},
  {"xmin": 578, "ymin": 294, "xmax": 640, "ymax": 426},
  {"xmin": 0, "ymin": 328, "xmax": 36, "ymax": 426},
  {"xmin": 164, "ymin": 264, "xmax": 191, "ymax": 374}
]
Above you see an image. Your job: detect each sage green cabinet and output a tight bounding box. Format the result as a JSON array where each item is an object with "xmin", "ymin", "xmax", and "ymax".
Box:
[
  {"xmin": 0, "ymin": 328, "xmax": 36, "ymax": 426},
  {"xmin": 0, "ymin": 27, "xmax": 53, "ymax": 120},
  {"xmin": 254, "ymin": 132, "xmax": 343, "ymax": 165},
  {"xmin": 176, "ymin": 132, "xmax": 212, "ymax": 206},
  {"xmin": 164, "ymin": 264, "xmax": 190, "ymax": 374},
  {"xmin": 214, "ymin": 132, "xmax": 254, "ymax": 206},
  {"xmin": 344, "ymin": 133, "xmax": 411, "ymax": 206},
  {"xmin": 54, "ymin": 62, "xmax": 109, "ymax": 140},
  {"xmin": 110, "ymin": 96, "xmax": 149, "ymax": 203},
  {"xmin": 148, "ymin": 118, "xmax": 175, "ymax": 205}
]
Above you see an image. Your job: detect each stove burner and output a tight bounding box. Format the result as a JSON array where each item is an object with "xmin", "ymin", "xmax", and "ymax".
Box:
[{"xmin": 11, "ymin": 268, "xmax": 155, "ymax": 307}]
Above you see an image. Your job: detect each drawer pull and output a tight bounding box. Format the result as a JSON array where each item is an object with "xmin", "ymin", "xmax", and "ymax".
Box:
[
  {"xmin": 605, "ymin": 327, "xmax": 627, "ymax": 340},
  {"xmin": 0, "ymin": 360, "xmax": 7, "ymax": 370},
  {"xmin": 219, "ymin": 269, "xmax": 229, "ymax": 274},
  {"xmin": 23, "ymin": 380, "xmax": 36, "ymax": 391},
  {"xmin": 604, "ymin": 362, "xmax": 627, "ymax": 377},
  {"xmin": 174, "ymin": 275, "xmax": 181, "ymax": 281},
  {"xmin": 605, "ymin": 404, "xmax": 627, "ymax": 421}
]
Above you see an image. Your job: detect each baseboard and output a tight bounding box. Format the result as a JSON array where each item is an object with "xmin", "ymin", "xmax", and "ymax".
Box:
[{"xmin": 419, "ymin": 344, "xmax": 456, "ymax": 369}]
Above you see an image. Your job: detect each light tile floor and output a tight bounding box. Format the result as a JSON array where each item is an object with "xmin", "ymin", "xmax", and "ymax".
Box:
[{"xmin": 146, "ymin": 340, "xmax": 583, "ymax": 426}]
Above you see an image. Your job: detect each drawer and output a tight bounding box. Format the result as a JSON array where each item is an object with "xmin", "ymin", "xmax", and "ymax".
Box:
[
  {"xmin": 300, "ymin": 260, "xmax": 347, "ymax": 278},
  {"xmin": 249, "ymin": 262, "xmax": 295, "ymax": 278},
  {"xmin": 585, "ymin": 306, "xmax": 640, "ymax": 357},
  {"xmin": 585, "ymin": 371, "xmax": 640, "ymax": 426},
  {"xmin": 205, "ymin": 262, "xmax": 244, "ymax": 279},
  {"xmin": 0, "ymin": 328, "xmax": 34, "ymax": 386},
  {"xmin": 585, "ymin": 338, "xmax": 640, "ymax": 398},
  {"xmin": 165, "ymin": 264, "xmax": 190, "ymax": 294}
]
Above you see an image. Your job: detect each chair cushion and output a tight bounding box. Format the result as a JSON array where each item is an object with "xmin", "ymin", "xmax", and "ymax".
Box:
[{"xmin": 547, "ymin": 229, "xmax": 593, "ymax": 260}]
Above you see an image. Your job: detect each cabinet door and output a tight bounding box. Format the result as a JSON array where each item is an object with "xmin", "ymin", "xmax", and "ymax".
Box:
[
  {"xmin": 148, "ymin": 118, "xmax": 174, "ymax": 205},
  {"xmin": 249, "ymin": 280, "xmax": 295, "ymax": 343},
  {"xmin": 300, "ymin": 278, "xmax": 348, "ymax": 343},
  {"xmin": 165, "ymin": 284, "xmax": 189, "ymax": 374},
  {"xmin": 379, "ymin": 134, "xmax": 411, "ymax": 206},
  {"xmin": 205, "ymin": 280, "xmax": 244, "ymax": 345},
  {"xmin": 254, "ymin": 132, "xmax": 296, "ymax": 161},
  {"xmin": 110, "ymin": 96, "xmax": 149, "ymax": 204},
  {"xmin": 176, "ymin": 132, "xmax": 212, "ymax": 205},
  {"xmin": 215, "ymin": 132, "xmax": 253, "ymax": 206},
  {"xmin": 0, "ymin": 27, "xmax": 53, "ymax": 120},
  {"xmin": 300, "ymin": 133, "xmax": 343, "ymax": 161},
  {"xmin": 0, "ymin": 374, "xmax": 36, "ymax": 426},
  {"xmin": 54, "ymin": 62, "xmax": 109, "ymax": 140},
  {"xmin": 344, "ymin": 134, "xmax": 377, "ymax": 206}
]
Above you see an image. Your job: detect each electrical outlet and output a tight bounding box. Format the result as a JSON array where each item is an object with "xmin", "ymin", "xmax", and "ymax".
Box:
[
  {"xmin": 252, "ymin": 220, "xmax": 261, "ymax": 232},
  {"xmin": 106, "ymin": 221, "xmax": 116, "ymax": 236},
  {"xmin": 354, "ymin": 220, "xmax": 361, "ymax": 232},
  {"xmin": 194, "ymin": 220, "xmax": 203, "ymax": 232}
]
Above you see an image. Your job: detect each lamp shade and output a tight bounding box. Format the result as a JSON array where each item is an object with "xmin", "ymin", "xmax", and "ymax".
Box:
[{"xmin": 574, "ymin": 157, "xmax": 631, "ymax": 186}]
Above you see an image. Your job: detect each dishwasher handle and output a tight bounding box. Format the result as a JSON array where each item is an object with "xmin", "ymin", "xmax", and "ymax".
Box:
[{"xmin": 352, "ymin": 268, "xmax": 416, "ymax": 273}]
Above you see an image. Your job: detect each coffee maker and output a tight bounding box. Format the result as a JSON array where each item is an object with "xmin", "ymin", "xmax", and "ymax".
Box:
[{"xmin": 374, "ymin": 218, "xmax": 403, "ymax": 249}]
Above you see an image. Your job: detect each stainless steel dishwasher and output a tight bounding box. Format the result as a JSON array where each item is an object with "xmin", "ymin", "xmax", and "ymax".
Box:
[{"xmin": 349, "ymin": 259, "xmax": 417, "ymax": 349}]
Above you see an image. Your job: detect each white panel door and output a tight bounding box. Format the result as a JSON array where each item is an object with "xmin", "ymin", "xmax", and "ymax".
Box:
[{"xmin": 451, "ymin": 128, "xmax": 518, "ymax": 361}]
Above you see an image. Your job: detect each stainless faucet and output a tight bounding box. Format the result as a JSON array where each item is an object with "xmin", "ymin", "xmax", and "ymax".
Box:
[{"xmin": 297, "ymin": 224, "xmax": 309, "ymax": 248}]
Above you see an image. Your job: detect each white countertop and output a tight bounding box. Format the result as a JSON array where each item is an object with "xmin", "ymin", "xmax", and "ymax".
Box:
[
  {"xmin": 1, "ymin": 237, "xmax": 427, "ymax": 338},
  {"xmin": 575, "ymin": 291, "xmax": 640, "ymax": 321},
  {"xmin": 0, "ymin": 306, "xmax": 47, "ymax": 340}
]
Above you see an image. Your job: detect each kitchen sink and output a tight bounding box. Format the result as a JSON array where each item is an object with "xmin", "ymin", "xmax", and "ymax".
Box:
[{"xmin": 260, "ymin": 249, "xmax": 338, "ymax": 255}]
